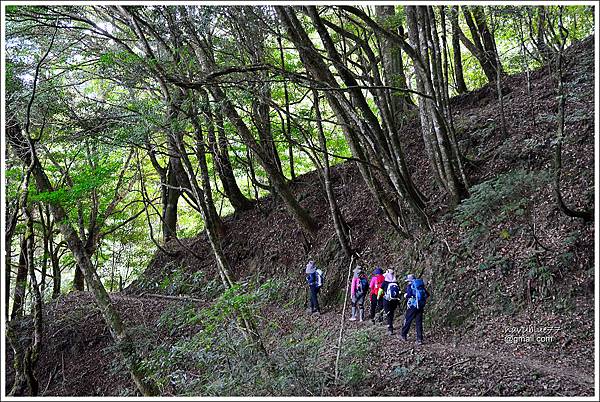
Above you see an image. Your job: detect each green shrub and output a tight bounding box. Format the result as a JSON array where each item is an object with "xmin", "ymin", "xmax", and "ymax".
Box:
[
  {"xmin": 139, "ymin": 279, "xmax": 317, "ymax": 396},
  {"xmin": 340, "ymin": 363, "xmax": 367, "ymax": 386},
  {"xmin": 338, "ymin": 328, "xmax": 381, "ymax": 389},
  {"xmin": 455, "ymin": 169, "xmax": 552, "ymax": 244},
  {"xmin": 527, "ymin": 258, "xmax": 555, "ymax": 300}
]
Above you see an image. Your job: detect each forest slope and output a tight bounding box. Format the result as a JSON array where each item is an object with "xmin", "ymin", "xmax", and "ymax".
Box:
[{"xmin": 5, "ymin": 35, "xmax": 595, "ymax": 397}]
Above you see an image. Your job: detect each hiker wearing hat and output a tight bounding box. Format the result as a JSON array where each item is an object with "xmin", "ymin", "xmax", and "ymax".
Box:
[
  {"xmin": 369, "ymin": 267, "xmax": 385, "ymax": 323},
  {"xmin": 401, "ymin": 274, "xmax": 430, "ymax": 345},
  {"xmin": 378, "ymin": 270, "xmax": 401, "ymax": 335},
  {"xmin": 305, "ymin": 261, "xmax": 323, "ymax": 314},
  {"xmin": 349, "ymin": 266, "xmax": 368, "ymax": 321}
]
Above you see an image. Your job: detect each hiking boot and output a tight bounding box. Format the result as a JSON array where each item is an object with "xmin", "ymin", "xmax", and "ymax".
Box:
[
  {"xmin": 415, "ymin": 339, "xmax": 423, "ymax": 346},
  {"xmin": 400, "ymin": 335, "xmax": 408, "ymax": 342},
  {"xmin": 387, "ymin": 328, "xmax": 394, "ymax": 335},
  {"xmin": 349, "ymin": 316, "xmax": 357, "ymax": 321},
  {"xmin": 312, "ymin": 310, "xmax": 320, "ymax": 316}
]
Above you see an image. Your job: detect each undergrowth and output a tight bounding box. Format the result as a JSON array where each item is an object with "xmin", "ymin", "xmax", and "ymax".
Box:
[{"xmin": 130, "ymin": 277, "xmax": 386, "ymax": 396}]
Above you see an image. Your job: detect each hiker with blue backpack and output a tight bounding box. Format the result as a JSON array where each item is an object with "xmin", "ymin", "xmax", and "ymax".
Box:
[
  {"xmin": 305, "ymin": 260, "xmax": 323, "ymax": 315},
  {"xmin": 369, "ymin": 267, "xmax": 385, "ymax": 324},
  {"xmin": 378, "ymin": 270, "xmax": 401, "ymax": 335},
  {"xmin": 349, "ymin": 266, "xmax": 369, "ymax": 321},
  {"xmin": 401, "ymin": 274, "xmax": 430, "ymax": 345}
]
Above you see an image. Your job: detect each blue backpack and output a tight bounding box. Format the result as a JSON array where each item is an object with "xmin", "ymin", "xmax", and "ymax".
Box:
[
  {"xmin": 408, "ymin": 278, "xmax": 428, "ymax": 308},
  {"xmin": 356, "ymin": 276, "xmax": 369, "ymax": 297}
]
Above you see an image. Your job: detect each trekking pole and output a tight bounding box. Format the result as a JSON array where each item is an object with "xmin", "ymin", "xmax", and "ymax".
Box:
[{"xmin": 334, "ymin": 254, "xmax": 356, "ymax": 386}]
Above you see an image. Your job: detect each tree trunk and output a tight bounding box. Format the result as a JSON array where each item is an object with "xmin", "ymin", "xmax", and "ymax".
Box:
[
  {"xmin": 162, "ymin": 162, "xmax": 180, "ymax": 242},
  {"xmin": 203, "ymin": 92, "xmax": 254, "ymax": 213},
  {"xmin": 450, "ymin": 6, "xmax": 468, "ymax": 93},
  {"xmin": 177, "ymin": 10, "xmax": 318, "ymax": 234},
  {"xmin": 169, "ymin": 125, "xmax": 234, "ymax": 287},
  {"xmin": 336, "ymin": 5, "xmax": 468, "ymax": 208},
  {"xmin": 334, "ymin": 256, "xmax": 356, "ymax": 384},
  {"xmin": 438, "ymin": 6, "xmax": 469, "ymax": 191},
  {"xmin": 5, "ymin": 164, "xmax": 23, "ymax": 320},
  {"xmin": 146, "ymin": 139, "xmax": 179, "ymax": 243},
  {"xmin": 552, "ymin": 12, "xmax": 592, "ymax": 223},
  {"xmin": 189, "ymin": 98, "xmax": 225, "ymax": 236},
  {"xmin": 72, "ymin": 265, "xmax": 84, "ymax": 291},
  {"xmin": 5, "ymin": 235, "xmax": 13, "ymax": 319},
  {"xmin": 439, "ymin": 5, "xmax": 453, "ymax": 119},
  {"xmin": 7, "ymin": 318, "xmax": 28, "ymax": 395},
  {"xmin": 278, "ymin": 32, "xmax": 296, "ymax": 180},
  {"xmin": 38, "ymin": 204, "xmax": 51, "ymax": 295},
  {"xmin": 22, "ymin": 205, "xmax": 43, "ymax": 395},
  {"xmin": 460, "ymin": 6, "xmax": 500, "ymax": 83},
  {"xmin": 535, "ymin": 6, "xmax": 554, "ymax": 64},
  {"xmin": 376, "ymin": 5, "xmax": 415, "ymax": 127},
  {"xmin": 10, "ymin": 158, "xmax": 43, "ymax": 397},
  {"xmin": 236, "ymin": 8, "xmax": 283, "ymax": 182},
  {"xmin": 8, "ymin": 150, "xmax": 32, "ymax": 322},
  {"xmin": 253, "ymin": 80, "xmax": 282, "ymax": 180},
  {"xmin": 491, "ymin": 14, "xmax": 508, "ymax": 138},
  {"xmin": 313, "ymin": 89, "xmax": 352, "ymax": 257},
  {"xmin": 407, "ymin": 5, "xmax": 468, "ymax": 206},
  {"xmin": 73, "ymin": 198, "xmax": 86, "ymax": 290},
  {"xmin": 471, "ymin": 6, "xmax": 502, "ymax": 76},
  {"xmin": 166, "ymin": 97, "xmax": 271, "ymax": 360},
  {"xmin": 49, "ymin": 238, "xmax": 61, "ymax": 299},
  {"xmin": 209, "ymin": 84, "xmax": 319, "ymax": 235},
  {"xmin": 11, "ymin": 237, "xmax": 28, "ymax": 321}
]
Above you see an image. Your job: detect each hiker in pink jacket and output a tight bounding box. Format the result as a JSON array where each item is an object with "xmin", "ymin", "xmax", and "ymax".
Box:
[
  {"xmin": 369, "ymin": 267, "xmax": 385, "ymax": 324},
  {"xmin": 349, "ymin": 266, "xmax": 368, "ymax": 321}
]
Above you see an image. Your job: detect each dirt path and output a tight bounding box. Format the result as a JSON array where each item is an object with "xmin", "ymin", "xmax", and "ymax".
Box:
[
  {"xmin": 423, "ymin": 341, "xmax": 594, "ymax": 387},
  {"xmin": 316, "ymin": 307, "xmax": 595, "ymax": 396}
]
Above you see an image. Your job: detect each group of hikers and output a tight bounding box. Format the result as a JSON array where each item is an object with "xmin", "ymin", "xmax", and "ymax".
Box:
[{"xmin": 305, "ymin": 261, "xmax": 429, "ymax": 345}]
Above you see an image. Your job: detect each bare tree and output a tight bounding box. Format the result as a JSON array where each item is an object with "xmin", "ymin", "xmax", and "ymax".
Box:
[{"xmin": 550, "ymin": 7, "xmax": 592, "ymax": 223}]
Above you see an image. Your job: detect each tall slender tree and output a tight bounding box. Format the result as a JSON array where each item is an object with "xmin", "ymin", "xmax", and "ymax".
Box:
[{"xmin": 450, "ymin": 6, "xmax": 468, "ymax": 93}]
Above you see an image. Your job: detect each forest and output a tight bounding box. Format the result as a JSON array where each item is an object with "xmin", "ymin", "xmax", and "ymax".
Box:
[{"xmin": 2, "ymin": 3, "xmax": 597, "ymax": 398}]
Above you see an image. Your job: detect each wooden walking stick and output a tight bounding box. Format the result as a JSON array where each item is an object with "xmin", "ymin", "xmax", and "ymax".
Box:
[{"xmin": 334, "ymin": 255, "xmax": 356, "ymax": 385}]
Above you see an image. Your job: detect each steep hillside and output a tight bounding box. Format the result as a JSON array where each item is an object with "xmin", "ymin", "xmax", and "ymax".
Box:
[{"xmin": 5, "ymin": 36, "xmax": 595, "ymax": 397}]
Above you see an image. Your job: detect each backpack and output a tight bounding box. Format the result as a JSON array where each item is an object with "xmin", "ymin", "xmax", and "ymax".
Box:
[
  {"xmin": 315, "ymin": 269, "xmax": 324, "ymax": 288},
  {"xmin": 408, "ymin": 278, "xmax": 428, "ymax": 308},
  {"xmin": 356, "ymin": 276, "xmax": 369, "ymax": 297},
  {"xmin": 384, "ymin": 282, "xmax": 400, "ymax": 301}
]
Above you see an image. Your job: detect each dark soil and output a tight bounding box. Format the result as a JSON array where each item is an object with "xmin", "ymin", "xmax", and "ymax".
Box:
[{"xmin": 4, "ymin": 35, "xmax": 595, "ymax": 397}]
